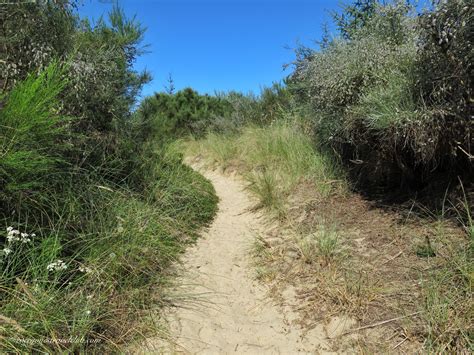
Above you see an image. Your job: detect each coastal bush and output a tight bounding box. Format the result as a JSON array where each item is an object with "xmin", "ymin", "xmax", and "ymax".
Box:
[
  {"xmin": 135, "ymin": 88, "xmax": 232, "ymax": 140},
  {"xmin": 0, "ymin": 3, "xmax": 217, "ymax": 352},
  {"xmin": 291, "ymin": 0, "xmax": 472, "ymax": 191}
]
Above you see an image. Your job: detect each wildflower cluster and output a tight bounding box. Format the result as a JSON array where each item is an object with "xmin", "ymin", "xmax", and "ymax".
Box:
[
  {"xmin": 3, "ymin": 226, "xmax": 35, "ymax": 257},
  {"xmin": 6, "ymin": 226, "xmax": 35, "ymax": 243},
  {"xmin": 47, "ymin": 260, "xmax": 68, "ymax": 272}
]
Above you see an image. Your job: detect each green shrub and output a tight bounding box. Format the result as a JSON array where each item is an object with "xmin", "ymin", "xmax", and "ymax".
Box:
[
  {"xmin": 0, "ymin": 3, "xmax": 218, "ymax": 352},
  {"xmin": 222, "ymin": 83, "xmax": 293, "ymax": 127},
  {"xmin": 254, "ymin": 83, "xmax": 293, "ymax": 125},
  {"xmin": 333, "ymin": 0, "xmax": 378, "ymax": 40},
  {"xmin": 62, "ymin": 7, "xmax": 151, "ymax": 179},
  {"xmin": 416, "ymin": 0, "xmax": 472, "ymax": 170},
  {"xmin": 135, "ymin": 82, "xmax": 294, "ymax": 141},
  {"xmin": 0, "ymin": 63, "xmax": 72, "ymax": 215},
  {"xmin": 290, "ymin": 0, "xmax": 472, "ymax": 190},
  {"xmin": 1, "ymin": 2, "xmax": 151, "ymax": 184},
  {"xmin": 351, "ymin": 70, "xmax": 419, "ymax": 131},
  {"xmin": 295, "ymin": 36, "xmax": 415, "ymax": 114},
  {"xmin": 0, "ymin": 1, "xmax": 75, "ymax": 91},
  {"xmin": 135, "ymin": 88, "xmax": 233, "ymax": 140}
]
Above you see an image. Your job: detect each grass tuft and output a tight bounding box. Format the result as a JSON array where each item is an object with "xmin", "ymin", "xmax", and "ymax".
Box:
[{"xmin": 298, "ymin": 225, "xmax": 344, "ymax": 266}]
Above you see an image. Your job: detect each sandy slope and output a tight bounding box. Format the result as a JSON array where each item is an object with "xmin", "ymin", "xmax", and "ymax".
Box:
[{"xmin": 138, "ymin": 167, "xmax": 336, "ymax": 354}]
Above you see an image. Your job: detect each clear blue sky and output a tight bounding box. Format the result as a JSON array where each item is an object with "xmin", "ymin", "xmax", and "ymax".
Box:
[
  {"xmin": 78, "ymin": 0, "xmax": 428, "ymax": 98},
  {"xmin": 78, "ymin": 0, "xmax": 342, "ymax": 97}
]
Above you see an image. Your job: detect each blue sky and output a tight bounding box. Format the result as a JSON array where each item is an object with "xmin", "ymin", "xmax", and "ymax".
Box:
[
  {"xmin": 78, "ymin": 0, "xmax": 429, "ymax": 98},
  {"xmin": 78, "ymin": 0, "xmax": 342, "ymax": 97}
]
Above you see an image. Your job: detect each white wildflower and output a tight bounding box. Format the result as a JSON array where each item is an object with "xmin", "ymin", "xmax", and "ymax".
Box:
[
  {"xmin": 7, "ymin": 229, "xmax": 20, "ymax": 242},
  {"xmin": 85, "ymin": 310, "xmax": 91, "ymax": 315},
  {"xmin": 20, "ymin": 232, "xmax": 31, "ymax": 243},
  {"xmin": 6, "ymin": 228, "xmax": 35, "ymax": 243},
  {"xmin": 47, "ymin": 259, "xmax": 67, "ymax": 272},
  {"xmin": 79, "ymin": 266, "xmax": 92, "ymax": 273},
  {"xmin": 3, "ymin": 248, "xmax": 12, "ymax": 256}
]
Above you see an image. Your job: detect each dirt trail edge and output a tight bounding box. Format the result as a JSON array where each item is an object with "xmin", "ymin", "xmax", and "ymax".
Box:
[{"xmin": 139, "ymin": 165, "xmax": 338, "ymax": 354}]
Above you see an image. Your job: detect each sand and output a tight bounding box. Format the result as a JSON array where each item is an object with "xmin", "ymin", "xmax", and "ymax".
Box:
[{"xmin": 137, "ymin": 167, "xmax": 334, "ymax": 354}]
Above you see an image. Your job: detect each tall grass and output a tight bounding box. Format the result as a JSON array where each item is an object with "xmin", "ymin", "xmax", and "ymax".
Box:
[
  {"xmin": 185, "ymin": 122, "xmax": 344, "ymax": 217},
  {"xmin": 418, "ymin": 223, "xmax": 473, "ymax": 352},
  {"xmin": 1, "ymin": 154, "xmax": 217, "ymax": 353},
  {"xmin": 0, "ymin": 62, "xmax": 69, "ymax": 197},
  {"xmin": 1, "ymin": 65, "xmax": 218, "ymax": 352},
  {"xmin": 350, "ymin": 68, "xmax": 423, "ymax": 131}
]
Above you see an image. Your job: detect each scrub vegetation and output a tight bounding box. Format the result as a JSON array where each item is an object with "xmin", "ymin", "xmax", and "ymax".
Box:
[
  {"xmin": 176, "ymin": 0, "xmax": 472, "ymax": 352},
  {"xmin": 1, "ymin": 0, "xmax": 472, "ymax": 353},
  {"xmin": 1, "ymin": 3, "xmax": 216, "ymax": 352}
]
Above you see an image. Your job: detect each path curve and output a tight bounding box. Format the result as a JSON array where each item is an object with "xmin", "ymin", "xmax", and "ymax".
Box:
[{"xmin": 139, "ymin": 166, "xmax": 332, "ymax": 354}]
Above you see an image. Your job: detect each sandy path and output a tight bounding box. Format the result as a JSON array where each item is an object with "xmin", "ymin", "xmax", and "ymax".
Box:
[{"xmin": 139, "ymin": 167, "xmax": 332, "ymax": 354}]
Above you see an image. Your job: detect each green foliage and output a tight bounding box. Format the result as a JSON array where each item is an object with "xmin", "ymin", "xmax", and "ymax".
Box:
[
  {"xmin": 355, "ymin": 0, "xmax": 415, "ymax": 44},
  {"xmin": 416, "ymin": 0, "xmax": 472, "ymax": 167},
  {"xmin": 0, "ymin": 63, "xmax": 70, "ymax": 205},
  {"xmin": 1, "ymin": 2, "xmax": 151, "ymax": 178},
  {"xmin": 418, "ymin": 230, "xmax": 473, "ymax": 352},
  {"xmin": 351, "ymin": 70, "xmax": 419, "ymax": 131},
  {"xmin": 333, "ymin": 0, "xmax": 415, "ymax": 42},
  {"xmin": 223, "ymin": 83, "xmax": 293, "ymax": 127},
  {"xmin": 291, "ymin": 0, "xmax": 472, "ymax": 190},
  {"xmin": 62, "ymin": 7, "xmax": 151, "ymax": 179},
  {"xmin": 333, "ymin": 0, "xmax": 378, "ymax": 40},
  {"xmin": 253, "ymin": 83, "xmax": 293, "ymax": 125},
  {"xmin": 1, "ymin": 157, "xmax": 217, "ymax": 352},
  {"xmin": 135, "ymin": 88, "xmax": 233, "ymax": 140},
  {"xmin": 295, "ymin": 36, "xmax": 415, "ymax": 112},
  {"xmin": 0, "ymin": 0, "xmax": 75, "ymax": 91},
  {"xmin": 67, "ymin": 7, "xmax": 151, "ymax": 133},
  {"xmin": 0, "ymin": 3, "xmax": 217, "ymax": 353},
  {"xmin": 135, "ymin": 82, "xmax": 293, "ymax": 141},
  {"xmin": 284, "ymin": 4, "xmax": 473, "ymax": 349}
]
